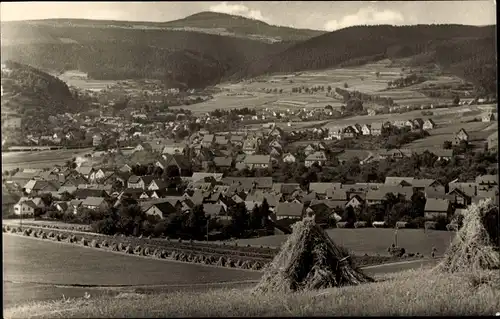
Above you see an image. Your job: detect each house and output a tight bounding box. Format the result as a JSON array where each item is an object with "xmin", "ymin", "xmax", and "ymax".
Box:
[
  {"xmin": 418, "ymin": 148, "xmax": 454, "ymax": 161},
  {"xmin": 81, "ymin": 197, "xmax": 109, "ymax": 210},
  {"xmin": 379, "ymin": 149, "xmax": 413, "ymax": 160},
  {"xmin": 203, "ymin": 203, "xmax": 226, "ymax": 219},
  {"xmin": 119, "ymin": 164, "xmax": 133, "ymax": 173},
  {"xmin": 230, "ymin": 135, "xmax": 245, "ymax": 147},
  {"xmin": 454, "ymin": 129, "xmax": 469, "ymax": 145},
  {"xmin": 384, "ymin": 177, "xmax": 414, "ymax": 187},
  {"xmin": 309, "ymin": 183, "xmax": 342, "ymax": 196},
  {"xmin": 23, "ymin": 180, "xmax": 60, "ymax": 195},
  {"xmin": 487, "ymin": 131, "xmax": 498, "ymax": 150},
  {"xmin": 305, "ymin": 151, "xmax": 327, "ymax": 167},
  {"xmin": 342, "ymin": 126, "xmax": 358, "ymax": 139},
  {"xmin": 304, "ymin": 144, "xmax": 316, "ymax": 156},
  {"xmin": 127, "ymin": 175, "xmax": 155, "ymax": 189},
  {"xmin": 275, "ymin": 202, "xmax": 304, "ymax": 220},
  {"xmin": 202, "ymin": 134, "xmax": 215, "ymax": 147},
  {"xmin": 75, "ymin": 166, "xmax": 95, "ymax": 180},
  {"xmin": 448, "ymin": 182, "xmax": 477, "ymax": 198},
  {"xmin": 475, "ymin": 175, "xmax": 498, "ymax": 187},
  {"xmin": 424, "ymin": 198, "xmax": 452, "ymax": 219},
  {"xmin": 213, "ymin": 157, "xmax": 233, "ymax": 170},
  {"xmin": 273, "ymin": 183, "xmax": 301, "ymax": 196},
  {"xmin": 92, "ymin": 134, "xmax": 103, "ymax": 147},
  {"xmin": 54, "ymin": 201, "xmax": 69, "ymax": 213},
  {"xmin": 242, "ymin": 138, "xmax": 259, "ymax": 155},
  {"xmin": 191, "ymin": 172, "xmax": 224, "ymax": 183},
  {"xmin": 371, "ymin": 122, "xmax": 383, "ymax": 136},
  {"xmin": 148, "ymin": 179, "xmax": 167, "ymax": 191},
  {"xmin": 346, "ymin": 195, "xmax": 364, "ymax": 209},
  {"xmin": 134, "ymin": 143, "xmax": 153, "ymax": 153},
  {"xmin": 13, "ymin": 199, "xmax": 38, "ymax": 216},
  {"xmin": 446, "ymin": 188, "xmax": 472, "ymax": 207},
  {"xmin": 361, "ymin": 124, "xmax": 371, "ymax": 136},
  {"xmin": 156, "ymin": 154, "xmax": 190, "ymax": 176},
  {"xmin": 243, "ymin": 155, "xmax": 271, "ymax": 170},
  {"xmin": 481, "ymin": 112, "xmax": 495, "ymax": 122},
  {"xmin": 412, "ymin": 118, "xmax": 424, "ymax": 130},
  {"xmin": 144, "ymin": 202, "xmax": 177, "ymax": 219},
  {"xmin": 422, "ymin": 119, "xmax": 436, "ymax": 131},
  {"xmin": 282, "ymin": 153, "xmax": 296, "ymax": 164},
  {"xmin": 412, "ymin": 179, "xmax": 445, "ymax": 194},
  {"xmin": 214, "ymin": 135, "xmax": 229, "ymax": 146},
  {"xmin": 162, "ymin": 144, "xmax": 186, "ymax": 155}
]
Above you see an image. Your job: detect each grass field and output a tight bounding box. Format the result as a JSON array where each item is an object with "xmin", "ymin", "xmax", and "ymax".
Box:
[
  {"xmin": 2, "ymin": 235, "xmax": 261, "ymax": 287},
  {"xmin": 57, "ymin": 71, "xmax": 119, "ymax": 92},
  {"xmin": 1, "ymin": 148, "xmax": 93, "ymax": 171},
  {"xmin": 6, "ymin": 268, "xmax": 499, "ymax": 317},
  {"xmin": 232, "ymin": 228, "xmax": 454, "ymax": 257}
]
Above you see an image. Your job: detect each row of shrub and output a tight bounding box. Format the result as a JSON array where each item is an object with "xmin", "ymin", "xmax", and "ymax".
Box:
[{"xmin": 6, "ymin": 226, "xmax": 267, "ymax": 271}]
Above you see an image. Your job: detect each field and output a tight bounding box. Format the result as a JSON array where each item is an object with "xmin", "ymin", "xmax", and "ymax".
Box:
[
  {"xmin": 57, "ymin": 70, "xmax": 120, "ymax": 92},
  {"xmin": 3, "ymin": 234, "xmax": 261, "ymax": 287},
  {"xmin": 232, "ymin": 228, "xmax": 454, "ymax": 257},
  {"xmin": 174, "ymin": 59, "xmax": 459, "ymax": 115},
  {"xmin": 6, "ymin": 268, "xmax": 500, "ymax": 317},
  {"xmin": 1, "ymin": 148, "xmax": 93, "ymax": 171}
]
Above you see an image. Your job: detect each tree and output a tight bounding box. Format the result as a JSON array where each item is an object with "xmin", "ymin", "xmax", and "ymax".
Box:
[
  {"xmin": 375, "ymin": 71, "xmax": 380, "ymax": 78},
  {"xmin": 342, "ymin": 206, "xmax": 357, "ymax": 227},
  {"xmin": 230, "ymin": 202, "xmax": 249, "ymax": 237},
  {"xmin": 443, "ymin": 140, "xmax": 453, "ymax": 149},
  {"xmin": 185, "ymin": 205, "xmax": 207, "ymax": 240},
  {"xmin": 343, "ymin": 82, "xmax": 349, "ymax": 88},
  {"xmin": 327, "ymin": 85, "xmax": 332, "ymax": 92},
  {"xmin": 453, "ymin": 95, "xmax": 460, "ymax": 106}
]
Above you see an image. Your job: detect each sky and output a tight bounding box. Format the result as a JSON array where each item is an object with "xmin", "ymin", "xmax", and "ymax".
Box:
[{"xmin": 0, "ymin": 1, "xmax": 496, "ymax": 31}]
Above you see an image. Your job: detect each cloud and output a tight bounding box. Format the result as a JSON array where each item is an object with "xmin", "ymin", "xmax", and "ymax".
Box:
[
  {"xmin": 209, "ymin": 2, "xmax": 268, "ymax": 21},
  {"xmin": 324, "ymin": 7, "xmax": 405, "ymax": 31}
]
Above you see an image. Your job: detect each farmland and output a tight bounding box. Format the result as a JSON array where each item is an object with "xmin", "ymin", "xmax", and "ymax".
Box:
[
  {"xmin": 3, "ymin": 234, "xmax": 262, "ymax": 287},
  {"xmin": 232, "ymin": 228, "xmax": 454, "ymax": 257},
  {"xmin": 176, "ymin": 59, "xmax": 464, "ymax": 115},
  {"xmin": 1, "ymin": 148, "xmax": 93, "ymax": 171},
  {"xmin": 57, "ymin": 70, "xmax": 120, "ymax": 92}
]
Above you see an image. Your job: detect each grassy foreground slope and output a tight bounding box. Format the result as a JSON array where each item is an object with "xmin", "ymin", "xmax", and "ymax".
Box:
[{"xmin": 5, "ymin": 269, "xmax": 499, "ymax": 318}]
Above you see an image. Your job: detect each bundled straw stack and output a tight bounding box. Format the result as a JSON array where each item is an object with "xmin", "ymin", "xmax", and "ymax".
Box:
[
  {"xmin": 253, "ymin": 216, "xmax": 373, "ymax": 294},
  {"xmin": 437, "ymin": 198, "xmax": 500, "ymax": 273}
]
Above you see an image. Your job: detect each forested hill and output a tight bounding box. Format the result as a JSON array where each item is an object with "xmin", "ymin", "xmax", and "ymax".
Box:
[
  {"xmin": 230, "ymin": 24, "xmax": 497, "ymax": 94},
  {"xmin": 1, "ymin": 61, "xmax": 85, "ymax": 124},
  {"xmin": 0, "ymin": 20, "xmax": 291, "ymax": 89}
]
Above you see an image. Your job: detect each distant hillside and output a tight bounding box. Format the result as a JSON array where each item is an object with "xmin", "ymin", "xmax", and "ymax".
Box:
[
  {"xmin": 1, "ymin": 61, "xmax": 85, "ymax": 126},
  {"xmin": 0, "ymin": 20, "xmax": 290, "ymax": 88},
  {"xmin": 163, "ymin": 11, "xmax": 326, "ymax": 42},
  {"xmin": 231, "ymin": 24, "xmax": 497, "ymax": 94}
]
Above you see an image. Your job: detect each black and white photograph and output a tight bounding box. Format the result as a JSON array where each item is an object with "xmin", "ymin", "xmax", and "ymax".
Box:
[{"xmin": 1, "ymin": 1, "xmax": 499, "ymax": 317}]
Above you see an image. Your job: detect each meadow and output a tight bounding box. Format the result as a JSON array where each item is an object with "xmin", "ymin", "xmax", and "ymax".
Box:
[
  {"xmin": 57, "ymin": 70, "xmax": 119, "ymax": 92},
  {"xmin": 6, "ymin": 268, "xmax": 499, "ymax": 317},
  {"xmin": 232, "ymin": 228, "xmax": 454, "ymax": 257}
]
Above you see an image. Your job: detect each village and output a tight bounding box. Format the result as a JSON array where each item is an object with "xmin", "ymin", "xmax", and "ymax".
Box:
[{"xmin": 2, "ymin": 107, "xmax": 498, "ymax": 239}]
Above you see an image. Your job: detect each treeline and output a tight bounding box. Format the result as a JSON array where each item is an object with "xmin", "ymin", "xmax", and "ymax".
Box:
[
  {"xmin": 335, "ymin": 87, "xmax": 395, "ymax": 107},
  {"xmin": 388, "ymin": 73, "xmax": 427, "ymax": 88},
  {"xmin": 234, "ymin": 25, "xmax": 496, "ymax": 95}
]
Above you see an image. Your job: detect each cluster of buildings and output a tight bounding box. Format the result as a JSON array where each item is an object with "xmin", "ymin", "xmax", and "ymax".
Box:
[{"xmin": 3, "ymin": 162, "xmax": 498, "ymax": 228}]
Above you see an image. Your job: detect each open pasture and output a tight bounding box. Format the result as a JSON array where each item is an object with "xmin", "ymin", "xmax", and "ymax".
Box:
[
  {"xmin": 57, "ymin": 70, "xmax": 119, "ymax": 92},
  {"xmin": 232, "ymin": 228, "xmax": 454, "ymax": 257},
  {"xmin": 175, "ymin": 92, "xmax": 278, "ymax": 114}
]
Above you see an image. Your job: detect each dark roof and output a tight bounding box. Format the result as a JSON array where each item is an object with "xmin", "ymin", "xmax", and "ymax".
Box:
[
  {"xmin": 214, "ymin": 157, "xmax": 232, "ymax": 167},
  {"xmin": 73, "ymin": 188, "xmax": 108, "ymax": 199},
  {"xmin": 276, "ymin": 202, "xmax": 304, "ymax": 217},
  {"xmin": 424, "ymin": 198, "xmax": 450, "ymax": 212}
]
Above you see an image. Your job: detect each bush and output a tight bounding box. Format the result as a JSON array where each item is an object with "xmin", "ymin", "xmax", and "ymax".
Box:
[
  {"xmin": 133, "ymin": 245, "xmax": 143, "ymax": 255},
  {"xmin": 241, "ymin": 260, "xmax": 252, "ymax": 269},
  {"xmin": 424, "ymin": 221, "xmax": 438, "ymax": 230},
  {"xmin": 2, "ymin": 226, "xmax": 6, "ymax": 233},
  {"xmin": 55, "ymin": 234, "xmax": 62, "ymax": 241},
  {"xmin": 336, "ymin": 222, "xmax": 348, "ymax": 228},
  {"xmin": 69, "ymin": 235, "xmax": 77, "ymax": 243},
  {"xmin": 101, "ymin": 240, "xmax": 109, "ymax": 247},
  {"xmin": 41, "ymin": 232, "xmax": 47, "ymax": 239},
  {"xmin": 23, "ymin": 229, "xmax": 31, "ymax": 236},
  {"xmin": 124, "ymin": 245, "xmax": 133, "ymax": 254},
  {"xmin": 118, "ymin": 243, "xmax": 125, "ymax": 251},
  {"xmin": 251, "ymin": 261, "xmax": 263, "ymax": 270},
  {"xmin": 11, "ymin": 227, "xmax": 17, "ymax": 234},
  {"xmin": 48, "ymin": 232, "xmax": 55, "ymax": 238},
  {"xmin": 388, "ymin": 246, "xmax": 406, "ymax": 257},
  {"xmin": 111, "ymin": 243, "xmax": 119, "ymax": 251},
  {"xmin": 226, "ymin": 258, "xmax": 235, "ymax": 268}
]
